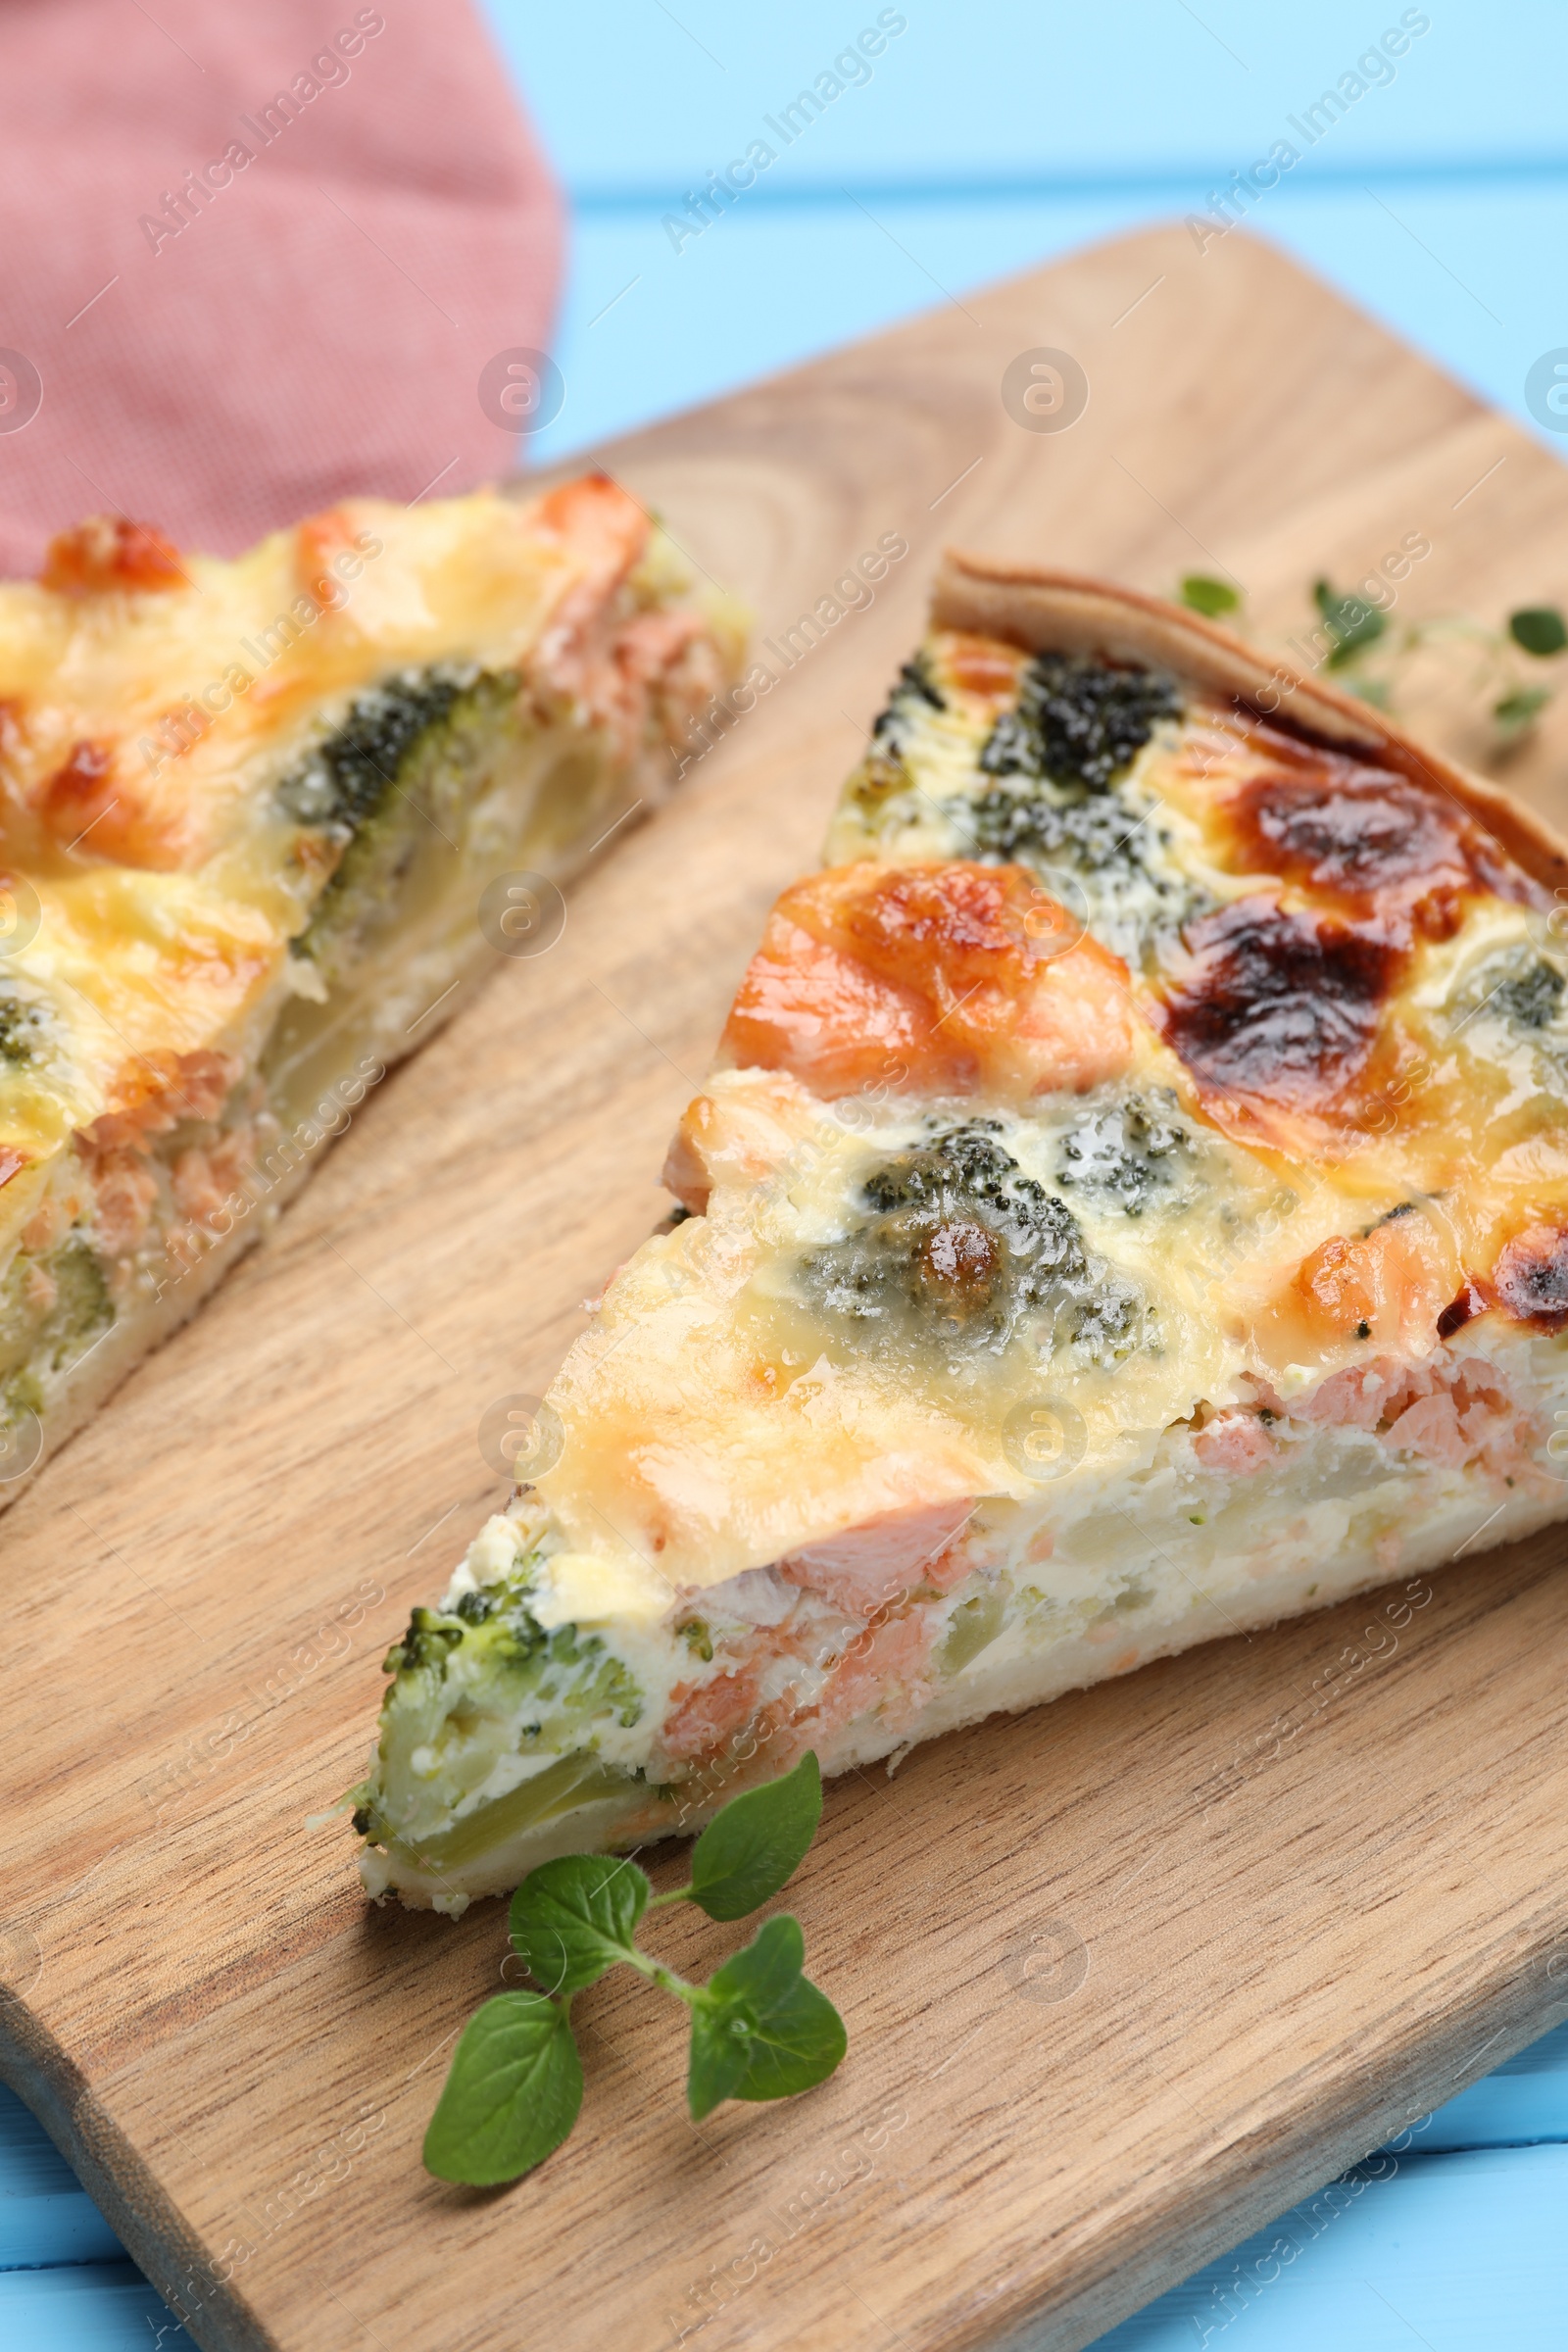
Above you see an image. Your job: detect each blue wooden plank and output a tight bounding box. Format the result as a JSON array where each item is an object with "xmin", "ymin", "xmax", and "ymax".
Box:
[
  {"xmin": 0, "ymin": 2089, "xmax": 122, "ymax": 2271},
  {"xmin": 0, "ymin": 2192, "xmax": 123, "ymax": 2275},
  {"xmin": 0, "ymin": 2262, "xmax": 191, "ymax": 2349},
  {"xmin": 1415, "ymin": 2017, "xmax": 1568, "ymax": 2151},
  {"xmin": 520, "ymin": 175, "xmax": 1568, "ymax": 468},
  {"xmin": 529, "ymin": 188, "xmax": 1148, "ymax": 460},
  {"xmin": 481, "ymin": 1, "xmax": 1568, "ymax": 192},
  {"xmin": 1090, "ymin": 2145, "xmax": 1568, "ymax": 2349},
  {"xmin": 0, "ymin": 2085, "xmax": 78, "ymax": 2198},
  {"xmin": 478, "ymin": 0, "xmax": 1568, "ymax": 470}
]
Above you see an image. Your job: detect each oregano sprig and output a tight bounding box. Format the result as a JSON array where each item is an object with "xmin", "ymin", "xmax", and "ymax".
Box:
[
  {"xmin": 1176, "ymin": 571, "xmax": 1568, "ymax": 749},
  {"xmin": 1296, "ymin": 581, "xmax": 1568, "ymax": 742},
  {"xmin": 422, "ymin": 1753, "xmax": 844, "ymax": 2185}
]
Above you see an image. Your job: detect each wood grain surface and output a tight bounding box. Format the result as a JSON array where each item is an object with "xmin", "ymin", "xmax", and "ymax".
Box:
[{"xmin": 4, "ymin": 223, "xmax": 1568, "ymax": 2352}]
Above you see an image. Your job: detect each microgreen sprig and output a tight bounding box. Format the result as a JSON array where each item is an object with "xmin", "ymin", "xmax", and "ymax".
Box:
[
  {"xmin": 422, "ymin": 1752, "xmax": 844, "ymax": 2185},
  {"xmin": 1178, "ymin": 571, "xmax": 1568, "ymax": 748},
  {"xmin": 1299, "ymin": 580, "xmax": 1568, "ymax": 739}
]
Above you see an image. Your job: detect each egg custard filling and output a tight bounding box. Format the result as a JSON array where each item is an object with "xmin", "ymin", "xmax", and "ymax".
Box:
[
  {"xmin": 353, "ymin": 560, "xmax": 1568, "ymax": 1910},
  {"xmin": 0, "ymin": 477, "xmax": 743, "ymax": 1495}
]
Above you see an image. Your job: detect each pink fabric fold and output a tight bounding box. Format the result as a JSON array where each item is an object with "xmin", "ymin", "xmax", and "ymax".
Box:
[{"xmin": 0, "ymin": 0, "xmax": 563, "ymax": 575}]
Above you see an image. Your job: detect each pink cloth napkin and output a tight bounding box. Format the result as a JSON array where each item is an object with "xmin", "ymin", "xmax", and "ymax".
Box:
[{"xmin": 0, "ymin": 0, "xmax": 562, "ymax": 575}]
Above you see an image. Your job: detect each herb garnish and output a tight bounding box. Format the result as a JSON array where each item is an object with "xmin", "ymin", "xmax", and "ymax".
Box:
[
  {"xmin": 1307, "ymin": 584, "xmax": 1568, "ymax": 741},
  {"xmin": 422, "ymin": 1753, "xmax": 844, "ymax": 2183},
  {"xmin": 1507, "ymin": 608, "xmax": 1568, "ymax": 658},
  {"xmin": 1178, "ymin": 574, "xmax": 1241, "ymax": 618},
  {"xmin": 1312, "ymin": 578, "xmax": 1388, "ymax": 669},
  {"xmin": 1175, "ymin": 575, "xmax": 1568, "ymax": 748}
]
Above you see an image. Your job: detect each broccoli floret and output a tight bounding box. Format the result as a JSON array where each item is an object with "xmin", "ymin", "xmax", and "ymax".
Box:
[
  {"xmin": 361, "ymin": 1548, "xmax": 648, "ymax": 1864},
  {"xmin": 277, "ymin": 667, "xmax": 468, "ymax": 839},
  {"xmin": 0, "ymin": 1238, "xmax": 115, "ymax": 1416},
  {"xmin": 1055, "ymin": 1093, "xmax": 1191, "ymax": 1215},
  {"xmin": 979, "ymin": 651, "xmax": 1181, "ymax": 795},
  {"xmin": 1494, "ymin": 958, "xmax": 1564, "ymax": 1031},
  {"xmin": 384, "ymin": 1568, "xmax": 643, "ymax": 1733},
  {"xmin": 0, "ymin": 983, "xmax": 53, "ymax": 1067},
  {"xmin": 278, "ymin": 663, "xmax": 522, "ymax": 983},
  {"xmin": 799, "ymin": 1119, "xmax": 1145, "ymax": 1364},
  {"xmin": 869, "ymin": 650, "xmax": 947, "ymax": 761},
  {"xmin": 945, "ymin": 658, "xmax": 1200, "ymax": 965},
  {"xmin": 383, "ymin": 1606, "xmax": 468, "ymax": 1674},
  {"xmin": 964, "ymin": 780, "xmax": 1142, "ymax": 870},
  {"xmin": 1453, "ymin": 950, "xmax": 1568, "ymax": 1044}
]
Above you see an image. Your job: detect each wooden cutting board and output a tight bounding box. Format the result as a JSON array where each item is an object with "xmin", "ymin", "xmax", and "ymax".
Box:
[{"xmin": 5, "ymin": 223, "xmax": 1568, "ymax": 2352}]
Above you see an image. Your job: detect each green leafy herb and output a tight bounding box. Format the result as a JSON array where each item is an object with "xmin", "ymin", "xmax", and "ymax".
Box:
[
  {"xmin": 509, "ymin": 1854, "xmax": 651, "ymax": 1994},
  {"xmin": 1508, "ymin": 607, "xmax": 1568, "ymax": 658},
  {"xmin": 1295, "ymin": 588, "xmax": 1564, "ymax": 747},
  {"xmin": 1178, "ymin": 574, "xmax": 1241, "ymax": 618},
  {"xmin": 422, "ymin": 1992, "xmax": 582, "ymax": 2186},
  {"xmin": 687, "ymin": 1751, "xmax": 822, "ymax": 1921},
  {"xmin": 688, "ymin": 1914, "xmax": 847, "ymax": 2120},
  {"xmin": 1313, "ymin": 579, "xmax": 1388, "ymax": 668},
  {"xmin": 422, "ymin": 1754, "xmax": 844, "ymax": 2186},
  {"xmin": 1494, "ymin": 685, "xmax": 1553, "ymax": 736}
]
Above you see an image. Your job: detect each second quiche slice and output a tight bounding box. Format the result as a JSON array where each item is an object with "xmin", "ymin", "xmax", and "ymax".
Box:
[
  {"xmin": 356, "ymin": 556, "xmax": 1568, "ymax": 1910},
  {"xmin": 0, "ymin": 476, "xmax": 740, "ymax": 1498}
]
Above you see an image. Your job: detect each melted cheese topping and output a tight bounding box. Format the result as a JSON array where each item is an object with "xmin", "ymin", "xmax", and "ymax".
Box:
[{"xmin": 533, "ymin": 1062, "xmax": 1286, "ymax": 1608}]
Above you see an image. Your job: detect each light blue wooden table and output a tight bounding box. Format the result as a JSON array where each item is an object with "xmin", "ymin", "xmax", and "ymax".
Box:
[{"xmin": 8, "ymin": 5, "xmax": 1567, "ymax": 2343}]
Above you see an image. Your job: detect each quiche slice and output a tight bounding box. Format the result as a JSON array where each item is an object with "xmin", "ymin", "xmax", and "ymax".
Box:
[
  {"xmin": 355, "ymin": 557, "xmax": 1568, "ymax": 1912},
  {"xmin": 0, "ymin": 476, "xmax": 742, "ymax": 1500}
]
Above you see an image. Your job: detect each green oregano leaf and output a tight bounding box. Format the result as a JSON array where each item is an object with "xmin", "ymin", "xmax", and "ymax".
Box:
[
  {"xmin": 728, "ymin": 1973, "xmax": 847, "ymax": 2104},
  {"xmin": 1508, "ymin": 607, "xmax": 1568, "ymax": 658},
  {"xmin": 687, "ymin": 1914, "xmax": 846, "ymax": 2120},
  {"xmin": 423, "ymin": 1992, "xmax": 582, "ymax": 2184},
  {"xmin": 687, "ymin": 1992, "xmax": 760, "ymax": 2120},
  {"xmin": 1494, "ymin": 685, "xmax": 1553, "ymax": 734},
  {"xmin": 1314, "ymin": 578, "xmax": 1388, "ymax": 668},
  {"xmin": 689, "ymin": 1752, "xmax": 822, "ymax": 1922},
  {"xmin": 510, "ymin": 1853, "xmax": 651, "ymax": 1994},
  {"xmin": 1178, "ymin": 574, "xmax": 1240, "ymax": 618}
]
